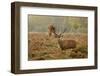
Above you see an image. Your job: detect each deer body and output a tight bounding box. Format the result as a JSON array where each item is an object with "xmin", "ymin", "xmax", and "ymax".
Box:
[{"xmin": 58, "ymin": 39, "xmax": 76, "ymax": 50}]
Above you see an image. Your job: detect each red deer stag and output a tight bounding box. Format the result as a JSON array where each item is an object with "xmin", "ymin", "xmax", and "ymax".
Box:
[{"xmin": 48, "ymin": 25, "xmax": 76, "ymax": 50}]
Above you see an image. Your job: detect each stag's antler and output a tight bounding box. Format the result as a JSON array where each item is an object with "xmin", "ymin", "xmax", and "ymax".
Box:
[
  {"xmin": 48, "ymin": 24, "xmax": 67, "ymax": 38},
  {"xmin": 58, "ymin": 28, "xmax": 67, "ymax": 38}
]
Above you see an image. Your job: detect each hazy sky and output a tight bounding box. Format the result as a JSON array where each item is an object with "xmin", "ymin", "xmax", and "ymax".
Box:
[{"xmin": 28, "ymin": 15, "xmax": 88, "ymax": 33}]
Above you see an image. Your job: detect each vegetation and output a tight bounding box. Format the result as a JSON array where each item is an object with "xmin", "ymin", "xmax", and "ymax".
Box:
[{"xmin": 28, "ymin": 32, "xmax": 87, "ymax": 60}]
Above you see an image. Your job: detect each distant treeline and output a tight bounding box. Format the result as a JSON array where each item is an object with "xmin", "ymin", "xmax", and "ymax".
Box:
[{"xmin": 28, "ymin": 15, "xmax": 88, "ymax": 33}]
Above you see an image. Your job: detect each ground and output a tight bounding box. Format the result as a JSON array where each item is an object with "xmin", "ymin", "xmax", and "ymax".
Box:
[{"xmin": 28, "ymin": 32, "xmax": 88, "ymax": 61}]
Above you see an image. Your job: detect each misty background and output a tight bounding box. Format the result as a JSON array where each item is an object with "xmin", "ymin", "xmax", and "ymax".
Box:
[{"xmin": 28, "ymin": 15, "xmax": 88, "ymax": 33}]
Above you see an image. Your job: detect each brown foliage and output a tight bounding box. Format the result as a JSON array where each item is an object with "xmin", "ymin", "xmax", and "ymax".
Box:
[{"xmin": 28, "ymin": 32, "xmax": 88, "ymax": 60}]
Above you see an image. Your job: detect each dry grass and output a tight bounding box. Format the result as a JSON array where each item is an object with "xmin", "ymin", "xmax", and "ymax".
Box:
[{"xmin": 28, "ymin": 32, "xmax": 88, "ymax": 61}]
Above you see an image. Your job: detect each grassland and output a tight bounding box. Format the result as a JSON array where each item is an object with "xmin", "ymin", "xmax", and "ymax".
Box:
[{"xmin": 28, "ymin": 32, "xmax": 88, "ymax": 61}]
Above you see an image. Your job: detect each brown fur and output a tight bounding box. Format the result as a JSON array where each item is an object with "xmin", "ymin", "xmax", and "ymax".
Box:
[{"xmin": 58, "ymin": 39, "xmax": 76, "ymax": 50}]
